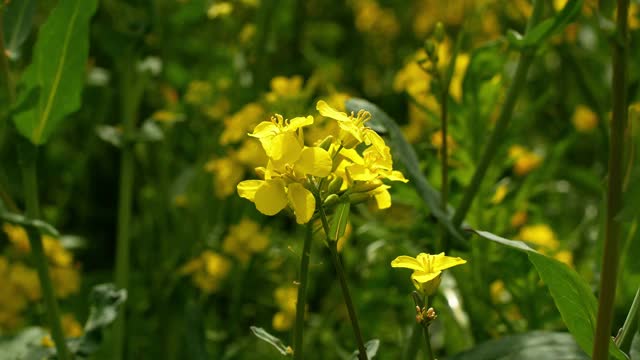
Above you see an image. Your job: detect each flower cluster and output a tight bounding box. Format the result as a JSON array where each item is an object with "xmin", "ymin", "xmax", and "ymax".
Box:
[
  {"xmin": 179, "ymin": 250, "xmax": 231, "ymax": 293},
  {"xmin": 237, "ymin": 101, "xmax": 408, "ymax": 224}
]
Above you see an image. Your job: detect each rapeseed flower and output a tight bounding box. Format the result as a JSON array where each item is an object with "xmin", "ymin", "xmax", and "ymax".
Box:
[
  {"xmin": 572, "ymin": 105, "xmax": 598, "ymax": 133},
  {"xmin": 223, "ymin": 219, "xmax": 269, "ymax": 264},
  {"xmin": 391, "ymin": 253, "xmax": 466, "ymax": 296}
]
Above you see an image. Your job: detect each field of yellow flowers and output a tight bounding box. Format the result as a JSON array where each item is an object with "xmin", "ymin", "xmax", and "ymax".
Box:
[{"xmin": 1, "ymin": 0, "xmax": 640, "ymax": 359}]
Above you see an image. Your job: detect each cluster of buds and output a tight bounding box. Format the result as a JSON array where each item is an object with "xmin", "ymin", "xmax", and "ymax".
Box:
[
  {"xmin": 415, "ymin": 306, "xmax": 438, "ymax": 326},
  {"xmin": 418, "ymin": 22, "xmax": 446, "ymax": 94}
]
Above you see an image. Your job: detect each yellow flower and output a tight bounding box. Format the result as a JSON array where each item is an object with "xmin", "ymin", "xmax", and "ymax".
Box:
[
  {"xmin": 62, "ymin": 314, "xmax": 83, "ymax": 338},
  {"xmin": 250, "ymin": 114, "xmax": 314, "ymax": 164},
  {"xmin": 50, "ymin": 266, "xmax": 80, "ymax": 298},
  {"xmin": 220, "ymin": 103, "xmax": 265, "ymax": 145},
  {"xmin": 572, "ymin": 105, "xmax": 598, "ymax": 132},
  {"xmin": 8, "ymin": 263, "xmax": 41, "ymax": 301},
  {"xmin": 152, "ymin": 110, "xmax": 184, "ymax": 124},
  {"xmin": 391, "ymin": 252, "xmax": 466, "ymax": 296},
  {"xmin": 272, "ymin": 286, "xmax": 299, "ymax": 331},
  {"xmin": 554, "ymin": 250, "xmax": 574, "ymax": 267},
  {"xmin": 207, "ymin": 2, "xmax": 233, "ymax": 18},
  {"xmin": 205, "ymin": 157, "xmax": 245, "ymax": 198},
  {"xmin": 490, "ymin": 280, "xmax": 512, "ymax": 304},
  {"xmin": 184, "ymin": 81, "xmax": 212, "ymax": 105},
  {"xmin": 41, "ymin": 335, "xmax": 55, "ymax": 348},
  {"xmin": 518, "ymin": 224, "xmax": 560, "ymax": 251},
  {"xmin": 430, "ymin": 130, "xmax": 456, "ymax": 152},
  {"xmin": 508, "ymin": 145, "xmax": 542, "ymax": 176},
  {"xmin": 266, "ymin": 76, "xmax": 303, "ymax": 102},
  {"xmin": 510, "ymin": 210, "xmax": 528, "ymax": 228},
  {"xmin": 491, "ymin": 183, "xmax": 509, "ymax": 204},
  {"xmin": 2, "ymin": 223, "xmax": 30, "ymax": 253},
  {"xmin": 180, "ymin": 251, "xmax": 231, "ymax": 294},
  {"xmin": 223, "ymin": 219, "xmax": 270, "ymax": 264},
  {"xmin": 316, "ymin": 100, "xmax": 387, "ymax": 153}
]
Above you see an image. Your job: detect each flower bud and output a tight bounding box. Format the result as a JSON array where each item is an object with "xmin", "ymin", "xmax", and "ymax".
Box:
[
  {"xmin": 434, "ymin": 22, "xmax": 445, "ymax": 43},
  {"xmin": 323, "ymin": 194, "xmax": 340, "ymax": 208},
  {"xmin": 327, "ymin": 176, "xmax": 344, "ymax": 194},
  {"xmin": 424, "ymin": 40, "xmax": 436, "ymax": 58},
  {"xmin": 346, "ymin": 192, "xmax": 371, "ymax": 204},
  {"xmin": 317, "ymin": 135, "xmax": 334, "ymax": 150}
]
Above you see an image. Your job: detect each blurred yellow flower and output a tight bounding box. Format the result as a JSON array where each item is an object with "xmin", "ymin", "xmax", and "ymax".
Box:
[
  {"xmin": 3, "ymin": 223, "xmax": 30, "ymax": 253},
  {"xmin": 508, "ymin": 145, "xmax": 541, "ymax": 176},
  {"xmin": 62, "ymin": 314, "xmax": 83, "ymax": 338},
  {"xmin": 266, "ymin": 76, "xmax": 303, "ymax": 102},
  {"xmin": 220, "ymin": 103, "xmax": 265, "ymax": 145},
  {"xmin": 207, "ymin": 2, "xmax": 233, "ymax": 18},
  {"xmin": 572, "ymin": 105, "xmax": 598, "ymax": 133},
  {"xmin": 510, "ymin": 210, "xmax": 528, "ymax": 228},
  {"xmin": 184, "ymin": 80, "xmax": 212, "ymax": 105},
  {"xmin": 391, "ymin": 252, "xmax": 466, "ymax": 296},
  {"xmin": 223, "ymin": 219, "xmax": 270, "ymax": 264},
  {"xmin": 180, "ymin": 251, "xmax": 232, "ymax": 294},
  {"xmin": 272, "ymin": 286, "xmax": 299, "ymax": 331},
  {"xmin": 518, "ymin": 224, "xmax": 560, "ymax": 251},
  {"xmin": 554, "ymin": 250, "xmax": 574, "ymax": 267},
  {"xmin": 490, "ymin": 280, "xmax": 512, "ymax": 304},
  {"xmin": 50, "ymin": 266, "xmax": 81, "ymax": 298},
  {"xmin": 8, "ymin": 263, "xmax": 41, "ymax": 301},
  {"xmin": 430, "ymin": 130, "xmax": 456, "ymax": 152},
  {"xmin": 206, "ymin": 157, "xmax": 245, "ymax": 198},
  {"xmin": 491, "ymin": 183, "xmax": 509, "ymax": 204}
]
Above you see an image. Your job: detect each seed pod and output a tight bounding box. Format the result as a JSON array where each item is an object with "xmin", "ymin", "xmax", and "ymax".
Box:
[{"xmin": 327, "ymin": 176, "xmax": 344, "ymax": 194}]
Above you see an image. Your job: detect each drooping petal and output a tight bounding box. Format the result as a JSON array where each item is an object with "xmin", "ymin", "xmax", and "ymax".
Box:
[
  {"xmin": 237, "ymin": 180, "xmax": 263, "ymax": 201},
  {"xmin": 411, "ymin": 270, "xmax": 442, "ymax": 283},
  {"xmin": 372, "ymin": 185, "xmax": 392, "ymax": 209},
  {"xmin": 387, "ymin": 170, "xmax": 409, "ymax": 183},
  {"xmin": 295, "ymin": 147, "xmax": 332, "ymax": 177},
  {"xmin": 254, "ymin": 179, "xmax": 288, "ymax": 216},
  {"xmin": 269, "ymin": 132, "xmax": 302, "ymax": 164},
  {"xmin": 287, "ymin": 183, "xmax": 315, "ymax": 224},
  {"xmin": 431, "ymin": 253, "xmax": 467, "ymax": 271},
  {"xmin": 316, "ymin": 100, "xmax": 351, "ymax": 122},
  {"xmin": 364, "ymin": 129, "xmax": 387, "ymax": 155},
  {"xmin": 287, "ymin": 115, "xmax": 314, "ymax": 131},
  {"xmin": 346, "ymin": 164, "xmax": 377, "ymax": 182},
  {"xmin": 390, "ymin": 255, "xmax": 424, "ymax": 271}
]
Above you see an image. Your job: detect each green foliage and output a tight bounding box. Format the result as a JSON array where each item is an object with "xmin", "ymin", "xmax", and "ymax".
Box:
[
  {"xmin": 329, "ymin": 201, "xmax": 351, "ymax": 242},
  {"xmin": 471, "ymin": 230, "xmax": 628, "ymax": 360},
  {"xmin": 250, "ymin": 326, "xmax": 291, "ymax": 356},
  {"xmin": 1, "ymin": 0, "xmax": 37, "ymax": 59},
  {"xmin": 507, "ymin": 0, "xmax": 583, "ymax": 49},
  {"xmin": 12, "ymin": 0, "xmax": 98, "ymax": 145}
]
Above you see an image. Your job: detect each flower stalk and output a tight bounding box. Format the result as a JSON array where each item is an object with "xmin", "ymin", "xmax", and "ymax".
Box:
[
  {"xmin": 293, "ymin": 223, "xmax": 313, "ymax": 359},
  {"xmin": 592, "ymin": 0, "xmax": 630, "ymax": 358},
  {"xmin": 18, "ymin": 142, "xmax": 71, "ymax": 360},
  {"xmin": 318, "ymin": 205, "xmax": 368, "ymax": 360}
]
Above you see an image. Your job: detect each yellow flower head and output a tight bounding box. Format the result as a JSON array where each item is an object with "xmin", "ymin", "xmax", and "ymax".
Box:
[
  {"xmin": 266, "ymin": 76, "xmax": 304, "ymax": 102},
  {"xmin": 391, "ymin": 252, "xmax": 466, "ymax": 296},
  {"xmin": 316, "ymin": 100, "xmax": 386, "ymax": 153},
  {"xmin": 223, "ymin": 219, "xmax": 270, "ymax": 264},
  {"xmin": 180, "ymin": 251, "xmax": 231, "ymax": 294},
  {"xmin": 572, "ymin": 105, "xmax": 598, "ymax": 133},
  {"xmin": 272, "ymin": 285, "xmax": 300, "ymax": 331},
  {"xmin": 508, "ymin": 145, "xmax": 542, "ymax": 176},
  {"xmin": 518, "ymin": 224, "xmax": 559, "ymax": 251}
]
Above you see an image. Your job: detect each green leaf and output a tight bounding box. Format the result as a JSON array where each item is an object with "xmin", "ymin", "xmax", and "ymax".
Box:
[
  {"xmin": 249, "ymin": 326, "xmax": 291, "ymax": 356},
  {"xmin": 631, "ymin": 332, "xmax": 640, "ymax": 359},
  {"xmin": 447, "ymin": 331, "xmax": 588, "ymax": 359},
  {"xmin": 2, "ymin": 0, "xmax": 37, "ymax": 60},
  {"xmin": 0, "ymin": 327, "xmax": 49, "ymax": 360},
  {"xmin": 507, "ymin": 0, "xmax": 583, "ymax": 49},
  {"xmin": 12, "ymin": 0, "xmax": 98, "ymax": 145},
  {"xmin": 0, "ymin": 210, "xmax": 60, "ymax": 237},
  {"xmin": 329, "ymin": 201, "xmax": 350, "ymax": 241},
  {"xmin": 350, "ymin": 339, "xmax": 380, "ymax": 359},
  {"xmin": 68, "ymin": 283, "xmax": 127, "ymax": 357},
  {"xmin": 346, "ymin": 98, "xmax": 467, "ymax": 248},
  {"xmin": 470, "ymin": 229, "xmax": 628, "ymax": 360}
]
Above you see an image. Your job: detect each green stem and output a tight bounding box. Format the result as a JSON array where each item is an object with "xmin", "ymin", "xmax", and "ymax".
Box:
[
  {"xmin": 18, "ymin": 143, "xmax": 71, "ymax": 360},
  {"xmin": 293, "ymin": 223, "xmax": 313, "ymax": 360},
  {"xmin": 113, "ymin": 52, "xmax": 142, "ymax": 360},
  {"xmin": 404, "ymin": 323, "xmax": 422, "ymax": 360},
  {"xmin": 616, "ymin": 287, "xmax": 640, "ymax": 353},
  {"xmin": 593, "ymin": 2, "xmax": 629, "ymax": 358},
  {"xmin": 318, "ymin": 206, "xmax": 368, "ymax": 360},
  {"xmin": 451, "ymin": 0, "xmax": 544, "ymax": 228},
  {"xmin": 422, "ymin": 325, "xmax": 435, "ymax": 360}
]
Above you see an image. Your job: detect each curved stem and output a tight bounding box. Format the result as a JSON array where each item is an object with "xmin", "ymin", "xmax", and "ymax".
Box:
[
  {"xmin": 18, "ymin": 143, "xmax": 71, "ymax": 360},
  {"xmin": 318, "ymin": 206, "xmax": 368, "ymax": 360},
  {"xmin": 592, "ymin": 0, "xmax": 629, "ymax": 359},
  {"xmin": 293, "ymin": 223, "xmax": 313, "ymax": 359},
  {"xmin": 422, "ymin": 325, "xmax": 435, "ymax": 360},
  {"xmin": 616, "ymin": 287, "xmax": 640, "ymax": 353}
]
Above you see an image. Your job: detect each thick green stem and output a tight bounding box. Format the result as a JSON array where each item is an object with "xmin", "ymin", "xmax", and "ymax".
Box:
[
  {"xmin": 318, "ymin": 207, "xmax": 368, "ymax": 360},
  {"xmin": 616, "ymin": 287, "xmax": 640, "ymax": 353},
  {"xmin": 451, "ymin": 0, "xmax": 544, "ymax": 228},
  {"xmin": 293, "ymin": 224, "xmax": 313, "ymax": 359},
  {"xmin": 113, "ymin": 53, "xmax": 141, "ymax": 360},
  {"xmin": 18, "ymin": 144, "xmax": 71, "ymax": 360},
  {"xmin": 422, "ymin": 325, "xmax": 435, "ymax": 360},
  {"xmin": 593, "ymin": 2, "xmax": 629, "ymax": 358}
]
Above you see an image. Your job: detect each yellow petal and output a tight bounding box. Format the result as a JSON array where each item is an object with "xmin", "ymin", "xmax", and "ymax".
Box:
[
  {"xmin": 287, "ymin": 183, "xmax": 315, "ymax": 224},
  {"xmin": 364, "ymin": 130, "xmax": 387, "ymax": 155},
  {"xmin": 269, "ymin": 132, "xmax": 302, "ymax": 164},
  {"xmin": 346, "ymin": 164, "xmax": 377, "ymax": 182},
  {"xmin": 254, "ymin": 179, "xmax": 288, "ymax": 215},
  {"xmin": 287, "ymin": 116, "xmax": 314, "ymax": 131},
  {"xmin": 249, "ymin": 121, "xmax": 278, "ymax": 139},
  {"xmin": 391, "ymin": 255, "xmax": 423, "ymax": 271},
  {"xmin": 237, "ymin": 180, "xmax": 263, "ymax": 201},
  {"xmin": 316, "ymin": 100, "xmax": 351, "ymax": 122},
  {"xmin": 411, "ymin": 270, "xmax": 442, "ymax": 283},
  {"xmin": 295, "ymin": 147, "xmax": 332, "ymax": 177},
  {"xmin": 387, "ymin": 170, "xmax": 409, "ymax": 183},
  {"xmin": 431, "ymin": 253, "xmax": 467, "ymax": 271},
  {"xmin": 373, "ymin": 186, "xmax": 392, "ymax": 209}
]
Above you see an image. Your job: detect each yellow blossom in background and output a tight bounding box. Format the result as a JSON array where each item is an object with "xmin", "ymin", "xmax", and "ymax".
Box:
[
  {"xmin": 61, "ymin": 314, "xmax": 83, "ymax": 338},
  {"xmin": 151, "ymin": 110, "xmax": 184, "ymax": 124},
  {"xmin": 510, "ymin": 210, "xmax": 528, "ymax": 228},
  {"xmin": 207, "ymin": 1, "xmax": 233, "ymax": 19},
  {"xmin": 518, "ymin": 224, "xmax": 560, "ymax": 251},
  {"xmin": 43, "ymin": 235, "xmax": 73, "ymax": 267},
  {"xmin": 173, "ymin": 194, "xmax": 189, "ymax": 208},
  {"xmin": 180, "ymin": 250, "xmax": 232, "ymax": 294},
  {"xmin": 204, "ymin": 97, "xmax": 231, "ymax": 119},
  {"xmin": 391, "ymin": 252, "xmax": 466, "ymax": 296},
  {"xmin": 2, "ymin": 223, "xmax": 30, "ymax": 253},
  {"xmin": 508, "ymin": 145, "xmax": 541, "ymax": 176},
  {"xmin": 449, "ymin": 53, "xmax": 470, "ymax": 102},
  {"xmin": 554, "ymin": 250, "xmax": 574, "ymax": 267},
  {"xmin": 266, "ymin": 76, "xmax": 303, "ymax": 102},
  {"xmin": 220, "ymin": 103, "xmax": 265, "ymax": 145},
  {"xmin": 184, "ymin": 80, "xmax": 212, "ymax": 105},
  {"xmin": 430, "ymin": 130, "xmax": 456, "ymax": 152},
  {"xmin": 41, "ymin": 335, "xmax": 55, "ymax": 348},
  {"xmin": 272, "ymin": 286, "xmax": 299, "ymax": 331},
  {"xmin": 490, "ymin": 280, "xmax": 512, "ymax": 304},
  {"xmin": 8, "ymin": 263, "xmax": 41, "ymax": 301},
  {"xmin": 239, "ymin": 24, "xmax": 256, "ymax": 45},
  {"xmin": 491, "ymin": 183, "xmax": 509, "ymax": 204},
  {"xmin": 50, "ymin": 266, "xmax": 81, "ymax": 298},
  {"xmin": 205, "ymin": 157, "xmax": 245, "ymax": 198},
  {"xmin": 352, "ymin": 0, "xmax": 399, "ymax": 38},
  {"xmin": 223, "ymin": 219, "xmax": 269, "ymax": 264},
  {"xmin": 572, "ymin": 105, "xmax": 598, "ymax": 132}
]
